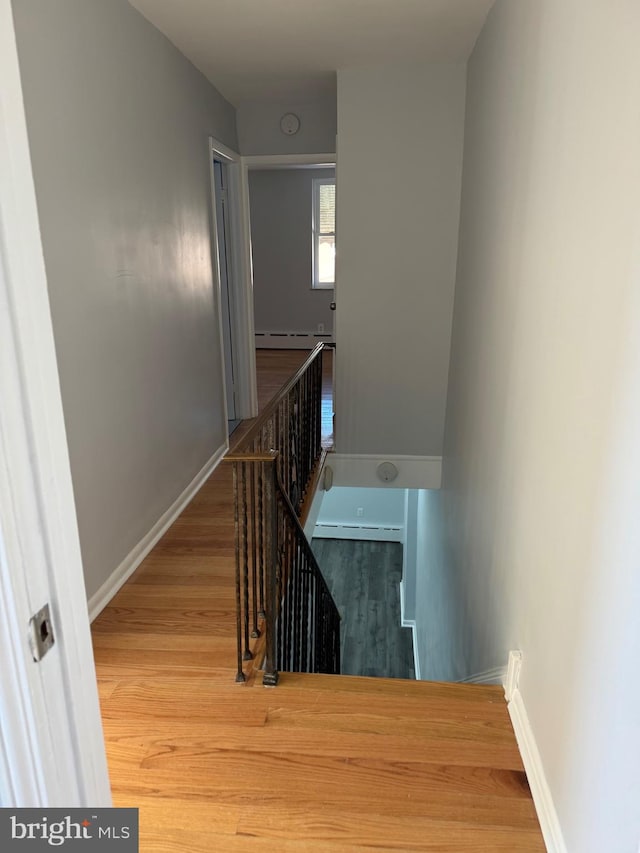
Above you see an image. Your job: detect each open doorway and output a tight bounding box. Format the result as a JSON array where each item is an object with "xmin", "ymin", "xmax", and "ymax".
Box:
[
  {"xmin": 209, "ymin": 137, "xmax": 259, "ymax": 436},
  {"xmin": 243, "ymin": 155, "xmax": 337, "ymax": 435},
  {"xmin": 247, "ymin": 162, "xmax": 336, "ymax": 351},
  {"xmin": 212, "ymin": 158, "xmax": 239, "ymax": 434}
]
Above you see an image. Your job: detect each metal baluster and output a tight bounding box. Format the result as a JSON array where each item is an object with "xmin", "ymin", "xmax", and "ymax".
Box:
[
  {"xmin": 335, "ymin": 604, "xmax": 341, "ymax": 674},
  {"xmin": 293, "ymin": 538, "xmax": 300, "ymax": 671},
  {"xmin": 263, "ymin": 458, "xmax": 279, "ymax": 687},
  {"xmin": 250, "ymin": 459, "xmax": 259, "ymax": 639},
  {"xmin": 240, "ymin": 463, "xmax": 252, "ymax": 661},
  {"xmin": 301, "ymin": 550, "xmax": 309, "ymax": 671},
  {"xmin": 284, "ymin": 512, "xmax": 292, "ymax": 670},
  {"xmin": 232, "ymin": 463, "xmax": 245, "ymax": 682},
  {"xmin": 315, "ymin": 573, "xmax": 320, "ymax": 672},
  {"xmin": 257, "ymin": 453, "xmax": 265, "ymax": 620},
  {"xmin": 277, "ymin": 497, "xmax": 285, "ymax": 672},
  {"xmin": 316, "ymin": 351, "xmax": 322, "ymax": 454},
  {"xmin": 227, "ymin": 345, "xmax": 340, "ymax": 685},
  {"xmin": 303, "ymin": 372, "xmax": 308, "ymax": 499}
]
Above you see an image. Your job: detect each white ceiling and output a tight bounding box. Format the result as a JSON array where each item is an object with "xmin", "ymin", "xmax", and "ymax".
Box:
[{"xmin": 128, "ymin": 0, "xmax": 494, "ymax": 105}]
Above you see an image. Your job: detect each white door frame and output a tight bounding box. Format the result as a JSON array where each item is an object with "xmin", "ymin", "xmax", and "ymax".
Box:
[
  {"xmin": 212, "ymin": 159, "xmax": 237, "ymax": 421},
  {"xmin": 0, "ymin": 0, "xmax": 111, "ymax": 807},
  {"xmin": 209, "ymin": 137, "xmax": 258, "ymax": 421},
  {"xmin": 208, "ymin": 148, "xmax": 337, "ymax": 425},
  {"xmin": 242, "ymin": 153, "xmax": 336, "ymax": 170}
]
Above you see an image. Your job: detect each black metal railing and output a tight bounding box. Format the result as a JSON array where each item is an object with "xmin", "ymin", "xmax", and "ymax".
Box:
[
  {"xmin": 270, "ymin": 471, "xmax": 340, "ymax": 683},
  {"xmin": 225, "ymin": 344, "xmax": 340, "ymax": 685}
]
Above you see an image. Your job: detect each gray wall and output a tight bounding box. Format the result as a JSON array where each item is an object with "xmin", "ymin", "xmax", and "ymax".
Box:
[
  {"xmin": 317, "ymin": 487, "xmax": 405, "ymax": 529},
  {"xmin": 421, "ymin": 1, "xmax": 640, "ymax": 850},
  {"xmin": 238, "ymin": 95, "xmax": 336, "ymax": 156},
  {"xmin": 13, "ymin": 0, "xmax": 237, "ymax": 601},
  {"xmin": 250, "ymin": 168, "xmax": 335, "ymax": 333},
  {"xmin": 335, "ymin": 65, "xmax": 466, "ymax": 457}
]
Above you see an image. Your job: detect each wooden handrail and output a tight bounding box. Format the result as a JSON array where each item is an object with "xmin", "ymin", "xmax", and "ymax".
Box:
[{"xmin": 225, "ymin": 450, "xmax": 277, "ymax": 463}]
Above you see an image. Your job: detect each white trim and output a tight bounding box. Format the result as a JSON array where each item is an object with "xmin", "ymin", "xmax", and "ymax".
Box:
[
  {"xmin": 457, "ymin": 665, "xmax": 507, "ymax": 685},
  {"xmin": 243, "ymin": 153, "xmax": 336, "ymax": 170},
  {"xmin": 237, "ymin": 151, "xmax": 336, "ymax": 414},
  {"xmin": 399, "ymin": 579, "xmax": 408, "ymax": 626},
  {"xmin": 209, "ymin": 137, "xmax": 239, "ymax": 164},
  {"xmin": 209, "ymin": 149, "xmax": 232, "ymax": 427},
  {"xmin": 88, "ymin": 442, "xmax": 227, "ymax": 621},
  {"xmin": 303, "ymin": 485, "xmax": 326, "ymax": 542},
  {"xmin": 327, "ymin": 454, "xmax": 442, "ymax": 490},
  {"xmin": 313, "ymin": 522, "xmax": 403, "ymax": 542},
  {"xmin": 235, "ymin": 157, "xmax": 259, "ymax": 417},
  {"xmin": 508, "ymin": 689, "xmax": 568, "ymax": 853},
  {"xmin": 399, "ymin": 580, "xmax": 420, "ymax": 680},
  {"xmin": 0, "ymin": 0, "xmax": 110, "ymax": 805},
  {"xmin": 411, "ymin": 625, "xmax": 421, "ymax": 680},
  {"xmin": 256, "ymin": 331, "xmax": 334, "ymax": 349},
  {"xmin": 505, "ymin": 649, "xmax": 523, "ymax": 701},
  {"xmin": 209, "ymin": 137, "xmax": 258, "ymax": 421}
]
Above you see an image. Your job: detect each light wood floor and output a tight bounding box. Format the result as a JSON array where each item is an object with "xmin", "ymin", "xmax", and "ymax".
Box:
[
  {"xmin": 253, "ymin": 346, "xmax": 334, "ymax": 447},
  {"xmin": 92, "ymin": 349, "xmax": 544, "ymax": 852}
]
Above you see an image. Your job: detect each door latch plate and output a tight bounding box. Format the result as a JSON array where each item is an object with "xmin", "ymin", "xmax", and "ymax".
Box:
[{"xmin": 29, "ymin": 603, "xmax": 55, "ymax": 661}]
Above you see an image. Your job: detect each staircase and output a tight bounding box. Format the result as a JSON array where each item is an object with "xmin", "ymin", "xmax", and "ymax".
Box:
[{"xmin": 91, "ymin": 349, "xmax": 545, "ymax": 851}]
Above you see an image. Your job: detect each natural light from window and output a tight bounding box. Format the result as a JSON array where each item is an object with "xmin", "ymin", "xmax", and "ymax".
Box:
[{"xmin": 312, "ymin": 177, "xmax": 335, "ymax": 288}]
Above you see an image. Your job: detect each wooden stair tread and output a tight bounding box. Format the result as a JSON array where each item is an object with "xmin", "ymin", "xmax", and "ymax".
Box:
[{"xmin": 275, "ymin": 670, "xmax": 505, "ymax": 699}]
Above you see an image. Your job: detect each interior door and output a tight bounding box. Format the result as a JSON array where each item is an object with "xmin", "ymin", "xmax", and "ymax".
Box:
[{"xmin": 213, "ymin": 159, "xmax": 237, "ymax": 423}]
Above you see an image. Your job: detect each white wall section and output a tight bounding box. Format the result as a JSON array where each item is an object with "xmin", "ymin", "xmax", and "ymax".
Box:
[
  {"xmin": 335, "ymin": 65, "xmax": 466, "ymax": 457},
  {"xmin": 327, "ymin": 453, "xmax": 442, "ymax": 490},
  {"xmin": 414, "ymin": 489, "xmax": 467, "ymax": 682},
  {"xmin": 315, "ymin": 486, "xmax": 405, "ymax": 541},
  {"xmin": 237, "ymin": 96, "xmax": 337, "ymax": 156},
  {"xmin": 424, "ymin": 1, "xmax": 640, "ymax": 849},
  {"xmin": 12, "ymin": 0, "xmax": 238, "ymax": 601}
]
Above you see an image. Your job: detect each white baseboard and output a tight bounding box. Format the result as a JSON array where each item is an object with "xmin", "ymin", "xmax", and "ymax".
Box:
[
  {"xmin": 88, "ymin": 442, "xmax": 228, "ymax": 621},
  {"xmin": 505, "ymin": 649, "xmax": 523, "ymax": 701},
  {"xmin": 313, "ymin": 522, "xmax": 404, "ymax": 542},
  {"xmin": 457, "ymin": 665, "xmax": 507, "ymax": 685},
  {"xmin": 255, "ymin": 331, "xmax": 334, "ymax": 349},
  {"xmin": 399, "ymin": 580, "xmax": 420, "ymax": 679},
  {"xmin": 326, "ymin": 453, "xmax": 442, "ymax": 490},
  {"xmin": 505, "ymin": 651, "xmax": 567, "ymax": 853},
  {"xmin": 410, "ymin": 623, "xmax": 420, "ymax": 680},
  {"xmin": 399, "ymin": 579, "xmax": 408, "ymax": 625}
]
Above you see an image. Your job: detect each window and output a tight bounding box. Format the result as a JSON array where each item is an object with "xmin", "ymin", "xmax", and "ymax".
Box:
[{"xmin": 312, "ymin": 177, "xmax": 335, "ymax": 288}]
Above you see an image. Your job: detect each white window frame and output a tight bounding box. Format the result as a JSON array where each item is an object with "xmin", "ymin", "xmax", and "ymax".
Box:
[{"xmin": 312, "ymin": 177, "xmax": 335, "ymax": 289}]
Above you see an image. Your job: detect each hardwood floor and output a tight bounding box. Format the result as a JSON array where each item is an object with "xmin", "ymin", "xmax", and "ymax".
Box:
[
  {"xmin": 91, "ymin": 349, "xmax": 544, "ymax": 852},
  {"xmin": 254, "ymin": 347, "xmax": 332, "ymax": 410},
  {"xmin": 312, "ymin": 539, "xmax": 415, "ymax": 679},
  {"xmin": 254, "ymin": 347, "xmax": 334, "ymax": 446}
]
